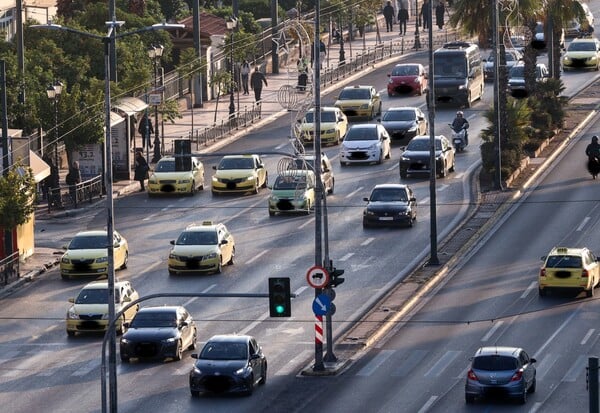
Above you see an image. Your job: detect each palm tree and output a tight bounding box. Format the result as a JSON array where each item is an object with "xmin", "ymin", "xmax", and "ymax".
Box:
[{"xmin": 544, "ymin": 0, "xmax": 585, "ymax": 78}]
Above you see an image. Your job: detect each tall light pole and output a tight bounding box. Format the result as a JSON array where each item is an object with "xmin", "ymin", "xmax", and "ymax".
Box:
[
  {"xmin": 46, "ymin": 80, "xmax": 63, "ymax": 167},
  {"xmin": 147, "ymin": 44, "xmax": 163, "ymax": 157},
  {"xmin": 414, "ymin": 0, "xmax": 421, "ymax": 50},
  {"xmin": 32, "ymin": 20, "xmax": 184, "ymax": 413},
  {"xmin": 227, "ymin": 17, "xmax": 237, "ymax": 120}
]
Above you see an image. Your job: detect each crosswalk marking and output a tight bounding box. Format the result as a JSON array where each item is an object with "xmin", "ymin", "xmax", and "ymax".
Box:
[
  {"xmin": 424, "ymin": 350, "xmax": 460, "ymax": 377},
  {"xmin": 356, "ymin": 350, "xmax": 395, "ymax": 377},
  {"xmin": 562, "ymin": 354, "xmax": 588, "ymax": 382},
  {"xmin": 3, "ymin": 350, "xmax": 50, "ymax": 377},
  {"xmin": 391, "ymin": 349, "xmax": 427, "ymax": 378},
  {"xmin": 72, "ymin": 358, "xmax": 101, "ymax": 377}
]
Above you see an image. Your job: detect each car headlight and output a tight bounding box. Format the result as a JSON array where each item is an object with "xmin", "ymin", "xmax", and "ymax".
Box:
[
  {"xmin": 96, "ymin": 257, "xmax": 108, "ymax": 264},
  {"xmin": 206, "ymin": 252, "xmax": 217, "ymax": 259},
  {"xmin": 458, "ymin": 84, "xmax": 467, "ymax": 90},
  {"xmin": 211, "ymin": 176, "xmax": 219, "ymax": 182},
  {"xmin": 192, "ymin": 366, "xmax": 202, "ymax": 375},
  {"xmin": 169, "ymin": 252, "xmax": 183, "ymax": 260},
  {"xmin": 67, "ymin": 308, "xmax": 78, "ymax": 319},
  {"xmin": 364, "ymin": 210, "xmax": 376, "ymax": 216},
  {"xmin": 148, "ymin": 177, "xmax": 157, "ymax": 184},
  {"xmin": 179, "ymin": 179, "xmax": 191, "ymax": 184},
  {"xmin": 244, "ymin": 176, "xmax": 254, "ymax": 181},
  {"xmin": 61, "ymin": 257, "xmax": 71, "ymax": 264},
  {"xmin": 401, "ymin": 156, "xmax": 410, "ymax": 161},
  {"xmin": 360, "ymin": 103, "xmax": 369, "ymax": 109},
  {"xmin": 233, "ymin": 366, "xmax": 251, "ymax": 376},
  {"xmin": 369, "ymin": 143, "xmax": 378, "ymax": 150},
  {"xmin": 162, "ymin": 337, "xmax": 177, "ymax": 343},
  {"xmin": 324, "ymin": 128, "xmax": 335, "ymax": 134},
  {"xmin": 120, "ymin": 338, "xmax": 131, "ymax": 344},
  {"xmin": 269, "ymin": 195, "xmax": 279, "ymax": 202}
]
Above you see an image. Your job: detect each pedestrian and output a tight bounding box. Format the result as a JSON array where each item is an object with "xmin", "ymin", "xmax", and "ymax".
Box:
[
  {"xmin": 65, "ymin": 160, "xmax": 81, "ymax": 205},
  {"xmin": 134, "ymin": 150, "xmax": 149, "ymax": 191},
  {"xmin": 383, "ymin": 1, "xmax": 395, "ymax": 32},
  {"xmin": 436, "ymin": 1, "xmax": 445, "ymax": 30},
  {"xmin": 151, "ymin": 136, "xmax": 162, "ymax": 164},
  {"xmin": 319, "ymin": 39, "xmax": 327, "ymax": 69},
  {"xmin": 48, "ymin": 158, "xmax": 62, "ymax": 209},
  {"xmin": 240, "ymin": 60, "xmax": 251, "ymax": 95},
  {"xmin": 137, "ymin": 113, "xmax": 154, "ymax": 149},
  {"xmin": 398, "ymin": 5, "xmax": 409, "ymax": 35},
  {"xmin": 420, "ymin": 0, "xmax": 431, "ymax": 30},
  {"xmin": 250, "ymin": 66, "xmax": 268, "ymax": 103}
]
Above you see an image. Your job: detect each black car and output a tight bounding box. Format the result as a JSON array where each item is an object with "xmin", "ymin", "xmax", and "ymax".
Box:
[
  {"xmin": 189, "ymin": 334, "xmax": 267, "ymax": 396},
  {"xmin": 378, "ymin": 107, "xmax": 427, "ymax": 143},
  {"xmin": 399, "ymin": 135, "xmax": 456, "ymax": 179},
  {"xmin": 363, "ymin": 184, "xmax": 417, "ymax": 228},
  {"xmin": 119, "ymin": 306, "xmax": 197, "ymax": 363}
]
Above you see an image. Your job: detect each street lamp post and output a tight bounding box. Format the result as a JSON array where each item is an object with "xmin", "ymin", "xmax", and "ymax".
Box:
[
  {"xmin": 414, "ymin": 0, "xmax": 421, "ymax": 50},
  {"xmin": 147, "ymin": 44, "xmax": 163, "ymax": 158},
  {"xmin": 227, "ymin": 17, "xmax": 237, "ymax": 120},
  {"xmin": 46, "ymin": 80, "xmax": 63, "ymax": 167},
  {"xmin": 32, "ymin": 20, "xmax": 184, "ymax": 413}
]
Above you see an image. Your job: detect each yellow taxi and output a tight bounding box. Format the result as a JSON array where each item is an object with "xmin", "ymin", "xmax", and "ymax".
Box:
[
  {"xmin": 538, "ymin": 247, "xmax": 600, "ymax": 297},
  {"xmin": 168, "ymin": 221, "xmax": 235, "ymax": 275},
  {"xmin": 211, "ymin": 154, "xmax": 268, "ymax": 195},
  {"xmin": 333, "ymin": 85, "xmax": 382, "ymax": 120},
  {"xmin": 268, "ymin": 170, "xmax": 316, "ymax": 216},
  {"xmin": 66, "ymin": 280, "xmax": 139, "ymax": 336},
  {"xmin": 147, "ymin": 156, "xmax": 205, "ymax": 196},
  {"xmin": 299, "ymin": 107, "xmax": 349, "ymax": 146},
  {"xmin": 60, "ymin": 230, "xmax": 128, "ymax": 280}
]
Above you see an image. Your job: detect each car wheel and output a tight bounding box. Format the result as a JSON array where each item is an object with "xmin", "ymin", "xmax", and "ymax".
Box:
[
  {"xmin": 438, "ymin": 163, "xmax": 447, "ymax": 178},
  {"xmin": 377, "ymin": 150, "xmax": 383, "ymax": 165},
  {"xmin": 245, "ymin": 375, "xmax": 255, "ymax": 396},
  {"xmin": 269, "ymin": 210, "xmax": 275, "ymax": 217},
  {"xmin": 538, "ymin": 287, "xmax": 546, "ymax": 297},
  {"xmin": 188, "ymin": 329, "xmax": 197, "ymax": 350},
  {"xmin": 190, "ymin": 390, "xmax": 200, "ymax": 398},
  {"xmin": 253, "ymin": 180, "xmax": 259, "ymax": 194},
  {"xmin": 370, "ymin": 108, "xmax": 375, "ymax": 120},
  {"xmin": 61, "ymin": 273, "xmax": 69, "ymax": 280},
  {"xmin": 174, "ymin": 340, "xmax": 183, "ymax": 361},
  {"xmin": 189, "ymin": 181, "xmax": 195, "ymax": 196},
  {"xmin": 227, "ymin": 247, "xmax": 235, "ymax": 265},
  {"xmin": 260, "ymin": 364, "xmax": 267, "ymax": 385},
  {"xmin": 378, "ymin": 103, "xmax": 382, "ymax": 116},
  {"xmin": 400, "ymin": 170, "xmax": 407, "ymax": 179},
  {"xmin": 449, "ymin": 158, "xmax": 456, "ymax": 172},
  {"xmin": 465, "ymin": 92, "xmax": 472, "ymax": 108},
  {"xmin": 262, "ymin": 173, "xmax": 268, "ymax": 188},
  {"xmin": 465, "ymin": 394, "xmax": 475, "ymax": 404},
  {"xmin": 385, "ymin": 147, "xmax": 391, "ymax": 159},
  {"xmin": 67, "ymin": 330, "xmax": 75, "ymax": 337},
  {"xmin": 328, "ymin": 178, "xmax": 335, "ymax": 195},
  {"xmin": 120, "ymin": 252, "xmax": 128, "ymax": 270},
  {"xmin": 362, "ymin": 219, "xmax": 369, "ymax": 228},
  {"xmin": 529, "ymin": 377, "xmax": 536, "ymax": 393},
  {"xmin": 587, "ymin": 286, "xmax": 594, "ymax": 298},
  {"xmin": 215, "ymin": 259, "xmax": 222, "ymax": 274}
]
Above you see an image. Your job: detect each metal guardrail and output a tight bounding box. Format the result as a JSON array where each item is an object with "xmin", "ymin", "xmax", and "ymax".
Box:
[
  {"xmin": 0, "ymin": 251, "xmax": 19, "ymax": 286},
  {"xmin": 44, "ymin": 175, "xmax": 104, "ymax": 213}
]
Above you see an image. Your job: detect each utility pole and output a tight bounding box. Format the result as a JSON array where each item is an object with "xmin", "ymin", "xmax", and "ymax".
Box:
[
  {"xmin": 0, "ymin": 60, "xmax": 11, "ymax": 258},
  {"xmin": 427, "ymin": 0, "xmax": 438, "ymax": 266}
]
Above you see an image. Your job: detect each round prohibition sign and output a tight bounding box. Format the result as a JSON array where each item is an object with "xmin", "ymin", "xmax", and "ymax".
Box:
[{"xmin": 306, "ymin": 265, "xmax": 329, "ymax": 289}]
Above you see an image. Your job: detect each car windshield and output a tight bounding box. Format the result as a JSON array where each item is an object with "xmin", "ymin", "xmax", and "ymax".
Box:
[
  {"xmin": 370, "ymin": 188, "xmax": 408, "ymax": 202},
  {"xmin": 130, "ymin": 312, "xmax": 178, "ymax": 328},
  {"xmin": 545, "ymin": 255, "xmax": 582, "ymax": 268},
  {"xmin": 391, "ymin": 65, "xmax": 419, "ymax": 76},
  {"xmin": 569, "ymin": 42, "xmax": 596, "ymax": 52},
  {"xmin": 406, "ymin": 139, "xmax": 442, "ymax": 151},
  {"xmin": 292, "ymin": 158, "xmax": 315, "ymax": 171},
  {"xmin": 473, "ymin": 355, "xmax": 518, "ymax": 371},
  {"xmin": 75, "ymin": 288, "xmax": 121, "ymax": 304},
  {"xmin": 199, "ymin": 341, "xmax": 248, "ymax": 360},
  {"xmin": 382, "ymin": 110, "xmax": 416, "ymax": 122},
  {"xmin": 345, "ymin": 127, "xmax": 378, "ymax": 141},
  {"xmin": 433, "ymin": 56, "xmax": 466, "ymax": 78},
  {"xmin": 156, "ymin": 160, "xmax": 176, "ymax": 172},
  {"xmin": 69, "ymin": 235, "xmax": 107, "ymax": 250},
  {"xmin": 509, "ymin": 66, "xmax": 524, "ymax": 78},
  {"xmin": 176, "ymin": 230, "xmax": 218, "ymax": 245},
  {"xmin": 218, "ymin": 157, "xmax": 255, "ymax": 169},
  {"xmin": 305, "ymin": 111, "xmax": 337, "ymax": 123},
  {"xmin": 274, "ymin": 174, "xmax": 308, "ymax": 190},
  {"xmin": 338, "ymin": 88, "xmax": 370, "ymax": 100}
]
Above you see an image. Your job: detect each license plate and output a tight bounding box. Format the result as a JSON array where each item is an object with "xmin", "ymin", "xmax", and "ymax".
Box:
[{"xmin": 379, "ymin": 217, "xmax": 394, "ymax": 221}]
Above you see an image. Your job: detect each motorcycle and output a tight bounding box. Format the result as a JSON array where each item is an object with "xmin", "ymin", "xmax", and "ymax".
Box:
[{"xmin": 449, "ymin": 124, "xmax": 468, "ymax": 152}]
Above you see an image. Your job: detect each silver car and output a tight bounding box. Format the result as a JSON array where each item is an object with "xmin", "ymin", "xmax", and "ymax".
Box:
[{"xmin": 465, "ymin": 346, "xmax": 537, "ymax": 404}]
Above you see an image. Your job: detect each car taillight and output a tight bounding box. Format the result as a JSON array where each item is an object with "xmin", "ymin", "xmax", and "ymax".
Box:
[
  {"xmin": 511, "ymin": 370, "xmax": 523, "ymax": 381},
  {"xmin": 467, "ymin": 369, "xmax": 478, "ymax": 381},
  {"xmin": 582, "ymin": 269, "xmax": 589, "ymax": 278},
  {"xmin": 540, "ymin": 268, "xmax": 546, "ymax": 277}
]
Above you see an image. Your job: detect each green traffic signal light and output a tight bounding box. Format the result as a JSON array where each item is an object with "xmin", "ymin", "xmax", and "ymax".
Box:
[{"xmin": 268, "ymin": 277, "xmax": 291, "ymax": 317}]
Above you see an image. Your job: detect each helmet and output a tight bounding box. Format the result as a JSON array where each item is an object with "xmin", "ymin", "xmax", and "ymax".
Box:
[
  {"xmin": 593, "ymin": 136, "xmax": 599, "ymax": 143},
  {"xmin": 456, "ymin": 111, "xmax": 463, "ymax": 117}
]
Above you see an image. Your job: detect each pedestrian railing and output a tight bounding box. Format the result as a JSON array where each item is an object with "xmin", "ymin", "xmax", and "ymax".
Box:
[
  {"xmin": 44, "ymin": 175, "xmax": 104, "ymax": 213},
  {"xmin": 0, "ymin": 251, "xmax": 19, "ymax": 286}
]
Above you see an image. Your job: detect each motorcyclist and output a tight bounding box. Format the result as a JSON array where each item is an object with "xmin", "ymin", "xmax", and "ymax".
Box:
[
  {"xmin": 586, "ymin": 135, "xmax": 600, "ymax": 179},
  {"xmin": 451, "ymin": 111, "xmax": 469, "ymax": 145}
]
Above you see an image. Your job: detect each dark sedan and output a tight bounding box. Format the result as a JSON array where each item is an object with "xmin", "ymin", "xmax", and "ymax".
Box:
[
  {"xmin": 189, "ymin": 334, "xmax": 267, "ymax": 396},
  {"xmin": 363, "ymin": 184, "xmax": 417, "ymax": 228},
  {"xmin": 399, "ymin": 135, "xmax": 455, "ymax": 179},
  {"xmin": 378, "ymin": 107, "xmax": 427, "ymax": 143},
  {"xmin": 119, "ymin": 306, "xmax": 197, "ymax": 363}
]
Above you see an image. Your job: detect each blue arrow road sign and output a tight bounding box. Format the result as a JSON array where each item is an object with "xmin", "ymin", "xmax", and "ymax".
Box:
[{"xmin": 312, "ymin": 294, "xmax": 331, "ymax": 316}]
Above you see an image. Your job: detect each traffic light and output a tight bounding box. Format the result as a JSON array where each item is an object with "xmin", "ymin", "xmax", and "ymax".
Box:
[
  {"xmin": 329, "ymin": 267, "xmax": 345, "ymax": 288},
  {"xmin": 268, "ymin": 277, "xmax": 291, "ymax": 317}
]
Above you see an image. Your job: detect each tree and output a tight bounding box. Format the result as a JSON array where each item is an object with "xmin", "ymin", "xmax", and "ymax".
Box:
[
  {"xmin": 209, "ymin": 69, "xmax": 234, "ymax": 124},
  {"xmin": 0, "ymin": 163, "xmax": 36, "ymax": 230},
  {"xmin": 545, "ymin": 0, "xmax": 584, "ymax": 79}
]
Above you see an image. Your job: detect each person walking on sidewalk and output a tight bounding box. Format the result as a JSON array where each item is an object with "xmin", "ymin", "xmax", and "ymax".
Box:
[
  {"xmin": 137, "ymin": 113, "xmax": 154, "ymax": 149},
  {"xmin": 420, "ymin": 0, "xmax": 431, "ymax": 30},
  {"xmin": 240, "ymin": 60, "xmax": 251, "ymax": 95},
  {"xmin": 250, "ymin": 66, "xmax": 267, "ymax": 104},
  {"xmin": 383, "ymin": 1, "xmax": 395, "ymax": 32},
  {"xmin": 436, "ymin": 1, "xmax": 445, "ymax": 30},
  {"xmin": 398, "ymin": 5, "xmax": 409, "ymax": 35},
  {"xmin": 66, "ymin": 161, "xmax": 81, "ymax": 205},
  {"xmin": 134, "ymin": 150, "xmax": 149, "ymax": 191}
]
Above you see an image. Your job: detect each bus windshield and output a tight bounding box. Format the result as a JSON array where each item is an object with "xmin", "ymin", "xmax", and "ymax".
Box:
[{"xmin": 433, "ymin": 55, "xmax": 467, "ymax": 78}]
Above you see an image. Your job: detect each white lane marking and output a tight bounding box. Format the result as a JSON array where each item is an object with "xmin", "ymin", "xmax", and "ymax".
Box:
[
  {"xmin": 295, "ymin": 286, "xmax": 308, "ymax": 296},
  {"xmin": 356, "ymin": 350, "xmax": 395, "ymax": 376},
  {"xmin": 417, "ymin": 396, "xmax": 439, "ymax": 413},
  {"xmin": 182, "ymin": 284, "xmax": 217, "ymax": 307},
  {"xmin": 481, "ymin": 321, "xmax": 504, "ymax": 342},
  {"xmin": 437, "ymin": 184, "xmax": 449, "ymax": 191},
  {"xmin": 420, "ymin": 197, "xmax": 430, "ymax": 206},
  {"xmin": 299, "ymin": 217, "xmax": 315, "ymax": 229},
  {"xmin": 424, "ymin": 350, "xmax": 460, "ymax": 377},
  {"xmin": 275, "ymin": 349, "xmax": 312, "ymax": 376},
  {"xmin": 453, "ymin": 172, "xmax": 464, "ymax": 180},
  {"xmin": 361, "ymin": 237, "xmax": 375, "ymax": 246},
  {"xmin": 275, "ymin": 142, "xmax": 288, "ymax": 150},
  {"xmin": 345, "ymin": 186, "xmax": 364, "ymax": 199},
  {"xmin": 247, "ymin": 250, "xmax": 269, "ymax": 265},
  {"xmin": 582, "ymin": 329, "xmax": 595, "ymax": 345},
  {"xmin": 577, "ymin": 217, "xmax": 591, "ymax": 232},
  {"xmin": 339, "ymin": 253, "xmax": 354, "ymax": 261},
  {"xmin": 535, "ymin": 353, "xmax": 560, "ymax": 380},
  {"xmin": 521, "ymin": 281, "xmax": 538, "ymax": 299},
  {"xmin": 562, "ymin": 354, "xmax": 588, "ymax": 382},
  {"xmin": 238, "ymin": 312, "xmax": 269, "ymax": 336},
  {"xmin": 72, "ymin": 358, "xmax": 101, "ymax": 377},
  {"xmin": 530, "ymin": 402, "xmax": 544, "ymax": 412},
  {"xmin": 534, "ymin": 308, "xmax": 581, "ymax": 358},
  {"xmin": 386, "ymin": 162, "xmax": 399, "ymax": 171},
  {"xmin": 3, "ymin": 350, "xmax": 51, "ymax": 377}
]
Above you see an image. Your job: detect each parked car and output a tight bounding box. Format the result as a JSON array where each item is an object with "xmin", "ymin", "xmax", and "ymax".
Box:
[
  {"xmin": 363, "ymin": 184, "xmax": 417, "ymax": 228},
  {"xmin": 147, "ymin": 156, "xmax": 204, "ymax": 196},
  {"xmin": 339, "ymin": 124, "xmax": 391, "ymax": 166},
  {"xmin": 268, "ymin": 170, "xmax": 316, "ymax": 216},
  {"xmin": 60, "ymin": 230, "xmax": 128, "ymax": 280},
  {"xmin": 299, "ymin": 106, "xmax": 348, "ymax": 146},
  {"xmin": 538, "ymin": 246, "xmax": 600, "ymax": 297},
  {"xmin": 378, "ymin": 107, "xmax": 428, "ymax": 143},
  {"xmin": 483, "ymin": 49, "xmax": 523, "ymax": 81},
  {"xmin": 189, "ymin": 334, "xmax": 267, "ymax": 396},
  {"xmin": 333, "ymin": 85, "xmax": 382, "ymax": 120},
  {"xmin": 507, "ymin": 62, "xmax": 550, "ymax": 97},
  {"xmin": 465, "ymin": 346, "xmax": 537, "ymax": 404},
  {"xmin": 120, "ymin": 306, "xmax": 197, "ymax": 362},
  {"xmin": 211, "ymin": 154, "xmax": 268, "ymax": 195},
  {"xmin": 562, "ymin": 37, "xmax": 600, "ymax": 71},
  {"xmin": 289, "ymin": 153, "xmax": 335, "ymax": 195},
  {"xmin": 66, "ymin": 280, "xmax": 139, "ymax": 336},
  {"xmin": 399, "ymin": 135, "xmax": 455, "ymax": 179},
  {"xmin": 386, "ymin": 63, "xmax": 427, "ymax": 97}
]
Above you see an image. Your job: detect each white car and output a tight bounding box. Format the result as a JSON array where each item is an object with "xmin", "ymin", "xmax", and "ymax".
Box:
[{"xmin": 340, "ymin": 124, "xmax": 391, "ymax": 166}]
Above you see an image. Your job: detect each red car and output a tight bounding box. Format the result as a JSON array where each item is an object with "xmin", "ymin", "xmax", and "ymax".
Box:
[{"xmin": 387, "ymin": 63, "xmax": 427, "ymax": 97}]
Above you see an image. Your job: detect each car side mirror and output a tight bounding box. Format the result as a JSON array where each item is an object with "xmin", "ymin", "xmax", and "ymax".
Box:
[
  {"xmin": 170, "ymin": 240, "xmax": 175, "ymax": 245},
  {"xmin": 410, "ymin": 197, "xmax": 416, "ymax": 202},
  {"xmin": 530, "ymin": 358, "xmax": 537, "ymax": 363},
  {"xmin": 540, "ymin": 255, "xmax": 547, "ymax": 261},
  {"xmin": 180, "ymin": 321, "xmax": 188, "ymax": 328},
  {"xmin": 212, "ymin": 165, "xmax": 217, "ymax": 170},
  {"xmin": 191, "ymin": 353, "xmax": 199, "ymax": 359},
  {"xmin": 68, "ymin": 297, "xmax": 75, "ymax": 303},
  {"xmin": 363, "ymin": 197, "xmax": 369, "ymax": 202},
  {"xmin": 123, "ymin": 322, "xmax": 130, "ymax": 329},
  {"xmin": 250, "ymin": 353, "xmax": 261, "ymax": 360},
  {"xmin": 220, "ymin": 239, "xmax": 229, "ymax": 245}
]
